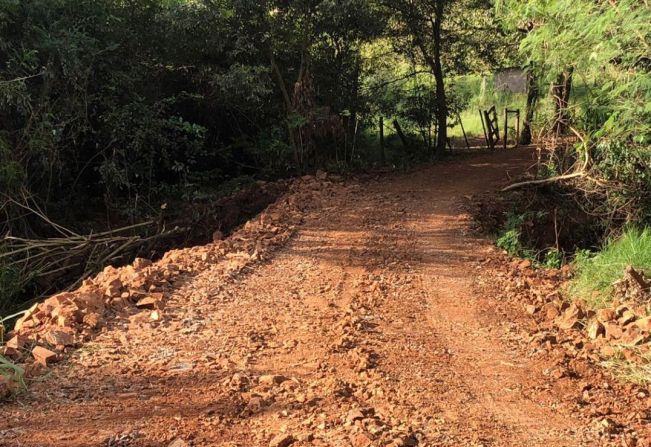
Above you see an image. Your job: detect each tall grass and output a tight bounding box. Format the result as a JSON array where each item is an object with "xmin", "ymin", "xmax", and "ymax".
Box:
[
  {"xmin": 449, "ymin": 72, "xmax": 594, "ymax": 139},
  {"xmin": 569, "ymin": 228, "xmax": 651, "ymax": 308}
]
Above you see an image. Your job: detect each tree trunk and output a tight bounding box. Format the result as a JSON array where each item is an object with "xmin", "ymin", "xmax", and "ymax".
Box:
[
  {"xmin": 393, "ymin": 120, "xmax": 409, "ymax": 148},
  {"xmin": 270, "ymin": 53, "xmax": 300, "ymax": 166},
  {"xmin": 432, "ymin": 1, "xmax": 447, "ymax": 159},
  {"xmin": 553, "ymin": 67, "xmax": 574, "ymax": 136},
  {"xmin": 349, "ymin": 55, "xmax": 361, "ymax": 158},
  {"xmin": 379, "ymin": 116, "xmax": 386, "ymax": 165},
  {"xmin": 520, "ymin": 68, "xmax": 539, "ymax": 145}
]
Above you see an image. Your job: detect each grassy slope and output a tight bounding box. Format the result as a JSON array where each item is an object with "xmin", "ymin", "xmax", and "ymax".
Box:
[{"xmin": 569, "ymin": 228, "xmax": 651, "ymax": 308}]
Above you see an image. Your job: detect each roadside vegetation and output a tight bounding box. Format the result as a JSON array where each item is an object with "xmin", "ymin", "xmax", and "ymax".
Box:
[
  {"xmin": 481, "ymin": 0, "xmax": 650, "ymax": 383},
  {"xmin": 490, "ymin": 0, "xmax": 650, "ymax": 277},
  {"xmin": 569, "ymin": 229, "xmax": 651, "ymax": 309}
]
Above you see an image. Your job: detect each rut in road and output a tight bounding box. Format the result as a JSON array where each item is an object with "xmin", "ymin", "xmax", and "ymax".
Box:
[{"xmin": 2, "ymin": 149, "xmax": 592, "ymax": 446}]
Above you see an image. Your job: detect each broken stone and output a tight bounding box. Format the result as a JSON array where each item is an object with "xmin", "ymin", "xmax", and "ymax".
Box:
[
  {"xmin": 168, "ymin": 439, "xmax": 189, "ymax": 447},
  {"xmin": 74, "ymin": 293, "xmax": 105, "ymax": 313},
  {"xmin": 525, "ymin": 304, "xmax": 537, "ymax": 315},
  {"xmin": 600, "ymin": 345, "xmax": 617, "ymax": 357},
  {"xmin": 633, "ymin": 316, "xmax": 651, "ymax": 332},
  {"xmin": 133, "ymin": 258, "xmax": 153, "ymax": 270},
  {"xmin": 259, "ymin": 374, "xmax": 288, "ymax": 386},
  {"xmin": 297, "ymin": 433, "xmax": 314, "ymax": 443},
  {"xmin": 105, "ymin": 279, "xmax": 123, "ymax": 297},
  {"xmin": 5, "ymin": 336, "xmax": 27, "ymax": 350},
  {"xmin": 604, "ymin": 322, "xmax": 623, "ymax": 340},
  {"xmin": 269, "ymin": 433, "xmax": 295, "ymax": 447},
  {"xmin": 346, "ymin": 408, "xmax": 365, "ymax": 424},
  {"xmin": 518, "ymin": 259, "xmax": 532, "ymax": 270},
  {"xmin": 43, "ymin": 293, "xmax": 72, "ymax": 308},
  {"xmin": 596, "ymin": 308, "xmax": 615, "ymax": 322},
  {"xmin": 587, "ymin": 321, "xmax": 605, "ymax": 339},
  {"xmin": 626, "ymin": 265, "xmax": 650, "ymax": 290},
  {"xmin": 621, "ymin": 326, "xmax": 648, "ymax": 345},
  {"xmin": 1, "ymin": 346, "xmax": 20, "ymax": 359},
  {"xmin": 44, "ymin": 330, "xmax": 74, "ymax": 347},
  {"xmin": 228, "ymin": 373, "xmax": 249, "ymax": 391},
  {"xmin": 596, "ymin": 417, "xmax": 618, "ymax": 435},
  {"xmin": 614, "ymin": 304, "xmax": 629, "ymax": 318},
  {"xmin": 82, "ymin": 312, "xmax": 101, "ymax": 329},
  {"xmin": 136, "ymin": 296, "xmax": 158, "ymax": 309},
  {"xmin": 556, "ymin": 303, "xmax": 584, "ymax": 330},
  {"xmin": 32, "ymin": 346, "xmax": 57, "ymax": 366},
  {"xmin": 541, "ymin": 302, "xmax": 560, "ymax": 321},
  {"xmin": 245, "ymin": 395, "xmax": 265, "ymax": 413},
  {"xmin": 619, "ymin": 310, "xmax": 637, "ymax": 326},
  {"xmin": 351, "ymin": 433, "xmax": 372, "ymax": 447}
]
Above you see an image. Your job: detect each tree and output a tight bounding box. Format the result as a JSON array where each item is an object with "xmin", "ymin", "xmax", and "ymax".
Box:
[
  {"xmin": 498, "ymin": 0, "xmax": 651, "ymax": 223},
  {"xmin": 384, "ymin": 0, "xmax": 513, "ymax": 158},
  {"xmin": 383, "ymin": 0, "xmax": 448, "ymax": 157}
]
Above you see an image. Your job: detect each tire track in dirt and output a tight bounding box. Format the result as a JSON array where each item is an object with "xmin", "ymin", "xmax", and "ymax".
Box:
[{"xmin": 1, "ymin": 149, "xmax": 598, "ymax": 446}]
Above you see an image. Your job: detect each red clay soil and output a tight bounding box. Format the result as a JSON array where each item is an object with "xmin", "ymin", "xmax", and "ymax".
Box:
[{"xmin": 1, "ymin": 148, "xmax": 649, "ymax": 446}]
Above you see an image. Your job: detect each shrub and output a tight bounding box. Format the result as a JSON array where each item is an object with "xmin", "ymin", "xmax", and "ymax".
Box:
[
  {"xmin": 543, "ymin": 248, "xmax": 563, "ymax": 269},
  {"xmin": 495, "ymin": 211, "xmax": 538, "ymax": 259}
]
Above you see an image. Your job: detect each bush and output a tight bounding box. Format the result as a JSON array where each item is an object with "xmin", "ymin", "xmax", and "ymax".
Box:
[
  {"xmin": 569, "ymin": 228, "xmax": 651, "ymax": 308},
  {"xmin": 495, "ymin": 211, "xmax": 538, "ymax": 259},
  {"xmin": 543, "ymin": 248, "xmax": 563, "ymax": 269}
]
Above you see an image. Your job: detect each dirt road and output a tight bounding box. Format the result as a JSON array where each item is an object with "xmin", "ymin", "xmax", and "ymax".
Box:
[{"xmin": 1, "ymin": 149, "xmax": 610, "ymax": 446}]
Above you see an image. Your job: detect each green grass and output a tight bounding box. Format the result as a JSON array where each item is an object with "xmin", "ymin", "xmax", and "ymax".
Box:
[
  {"xmin": 569, "ymin": 228, "xmax": 651, "ymax": 308},
  {"xmin": 449, "ymin": 109, "xmax": 486, "ymax": 138}
]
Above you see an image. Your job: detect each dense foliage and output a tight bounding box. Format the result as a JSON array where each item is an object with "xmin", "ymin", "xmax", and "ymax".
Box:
[
  {"xmin": 0, "ymin": 0, "xmax": 383, "ymax": 234},
  {"xmin": 499, "ymin": 0, "xmax": 651, "ymax": 226},
  {"xmin": 0, "ymin": 0, "xmax": 519, "ymax": 236}
]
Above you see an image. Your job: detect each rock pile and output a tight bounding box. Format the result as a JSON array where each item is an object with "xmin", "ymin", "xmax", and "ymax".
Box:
[
  {"xmin": 535, "ymin": 265, "xmax": 650, "ymax": 363},
  {"xmin": 480, "ymin": 255, "xmax": 651, "ymax": 445},
  {"xmin": 1, "ymin": 173, "xmax": 344, "ymax": 372},
  {"xmin": 487, "ymin": 258, "xmax": 651, "ymax": 364}
]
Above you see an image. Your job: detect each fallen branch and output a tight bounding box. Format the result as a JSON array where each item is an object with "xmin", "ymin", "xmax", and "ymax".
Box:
[{"xmin": 501, "ymin": 171, "xmax": 586, "ymax": 192}]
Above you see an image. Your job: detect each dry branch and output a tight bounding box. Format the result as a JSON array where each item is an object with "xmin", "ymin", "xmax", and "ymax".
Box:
[
  {"xmin": 501, "ymin": 171, "xmax": 587, "ymax": 192},
  {"xmin": 1, "ymin": 219, "xmax": 184, "ymax": 305}
]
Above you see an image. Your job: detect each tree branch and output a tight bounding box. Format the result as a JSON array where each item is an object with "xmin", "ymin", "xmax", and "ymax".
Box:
[{"xmin": 501, "ymin": 172, "xmax": 586, "ymax": 192}]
